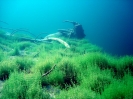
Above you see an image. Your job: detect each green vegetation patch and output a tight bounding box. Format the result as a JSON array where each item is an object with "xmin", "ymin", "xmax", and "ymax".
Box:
[
  {"xmin": 1, "ymin": 72, "xmax": 50, "ymax": 99},
  {"xmin": 0, "ymin": 29, "xmax": 133, "ymax": 99},
  {"xmin": 0, "ymin": 61, "xmax": 17, "ymax": 80}
]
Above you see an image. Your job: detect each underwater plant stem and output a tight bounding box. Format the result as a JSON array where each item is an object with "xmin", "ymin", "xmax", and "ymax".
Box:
[{"xmin": 42, "ymin": 65, "xmax": 56, "ymax": 77}]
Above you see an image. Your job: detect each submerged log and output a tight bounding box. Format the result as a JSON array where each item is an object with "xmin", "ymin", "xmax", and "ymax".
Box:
[{"xmin": 42, "ymin": 37, "xmax": 70, "ymax": 48}]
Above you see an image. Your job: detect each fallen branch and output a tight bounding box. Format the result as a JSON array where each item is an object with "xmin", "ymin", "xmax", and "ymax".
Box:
[
  {"xmin": 43, "ymin": 37, "xmax": 70, "ymax": 48},
  {"xmin": 2, "ymin": 31, "xmax": 70, "ymax": 48},
  {"xmin": 42, "ymin": 65, "xmax": 56, "ymax": 77}
]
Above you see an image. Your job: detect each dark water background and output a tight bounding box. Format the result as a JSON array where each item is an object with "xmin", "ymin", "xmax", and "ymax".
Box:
[{"xmin": 0, "ymin": 0, "xmax": 133, "ymax": 56}]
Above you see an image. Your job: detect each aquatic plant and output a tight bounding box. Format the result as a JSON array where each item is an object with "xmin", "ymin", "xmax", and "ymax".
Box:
[
  {"xmin": 0, "ymin": 61, "xmax": 17, "ymax": 80},
  {"xmin": 0, "ymin": 28, "xmax": 133, "ymax": 99},
  {"xmin": 58, "ymin": 58, "xmax": 79, "ymax": 88},
  {"xmin": 10, "ymin": 47, "xmax": 20, "ymax": 56},
  {"xmin": 48, "ymin": 67, "xmax": 64, "ymax": 86},
  {"xmin": 0, "ymin": 50, "xmax": 5, "ymax": 62},
  {"xmin": 32, "ymin": 59, "xmax": 55, "ymax": 86},
  {"xmin": 18, "ymin": 41, "xmax": 32, "ymax": 50},
  {"xmin": 1, "ymin": 72, "xmax": 50, "ymax": 99},
  {"xmin": 56, "ymin": 86, "xmax": 97, "ymax": 99},
  {"xmin": 101, "ymin": 75, "xmax": 133, "ymax": 99},
  {"xmin": 15, "ymin": 57, "xmax": 34, "ymax": 71},
  {"xmin": 118, "ymin": 56, "xmax": 133, "ymax": 76},
  {"xmin": 90, "ymin": 77, "xmax": 111, "ymax": 94}
]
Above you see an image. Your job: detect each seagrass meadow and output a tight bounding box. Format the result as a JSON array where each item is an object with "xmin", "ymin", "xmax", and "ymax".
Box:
[{"xmin": 0, "ymin": 30, "xmax": 133, "ymax": 99}]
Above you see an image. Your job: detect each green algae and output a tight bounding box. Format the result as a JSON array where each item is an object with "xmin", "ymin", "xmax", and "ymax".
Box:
[{"xmin": 0, "ymin": 30, "xmax": 133, "ymax": 99}]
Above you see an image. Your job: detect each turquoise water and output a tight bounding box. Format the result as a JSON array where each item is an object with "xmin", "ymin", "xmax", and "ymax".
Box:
[{"xmin": 0, "ymin": 0, "xmax": 133, "ymax": 56}]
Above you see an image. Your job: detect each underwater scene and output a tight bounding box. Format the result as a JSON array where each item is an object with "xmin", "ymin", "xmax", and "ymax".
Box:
[{"xmin": 0, "ymin": 0, "xmax": 133, "ymax": 99}]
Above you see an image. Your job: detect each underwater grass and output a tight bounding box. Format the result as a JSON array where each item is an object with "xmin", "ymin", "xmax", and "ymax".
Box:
[
  {"xmin": 10, "ymin": 47, "xmax": 20, "ymax": 56},
  {"xmin": 57, "ymin": 58, "xmax": 79, "ymax": 88},
  {"xmin": 15, "ymin": 57, "xmax": 34, "ymax": 72},
  {"xmin": 56, "ymin": 85, "xmax": 97, "ymax": 99},
  {"xmin": 101, "ymin": 74, "xmax": 133, "ymax": 99},
  {"xmin": 117, "ymin": 56, "xmax": 133, "ymax": 76},
  {"xmin": 67, "ymin": 38, "xmax": 102, "ymax": 54},
  {"xmin": 1, "ymin": 72, "xmax": 50, "ymax": 99},
  {"xmin": 0, "ymin": 50, "xmax": 8, "ymax": 62},
  {"xmin": 18, "ymin": 41, "xmax": 33, "ymax": 50},
  {"xmin": 79, "ymin": 63, "xmax": 113, "ymax": 95},
  {"xmin": 0, "ymin": 29, "xmax": 133, "ymax": 99},
  {"xmin": 0, "ymin": 60, "xmax": 17, "ymax": 80}
]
